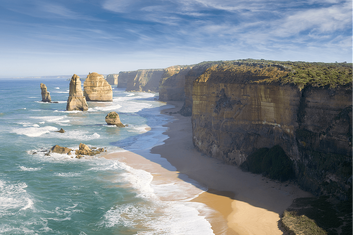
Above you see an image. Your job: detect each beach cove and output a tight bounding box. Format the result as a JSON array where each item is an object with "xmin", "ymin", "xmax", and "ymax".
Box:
[
  {"xmin": 103, "ymin": 101, "xmax": 312, "ymax": 235},
  {"xmin": 0, "ymin": 79, "xmax": 313, "ymax": 234}
]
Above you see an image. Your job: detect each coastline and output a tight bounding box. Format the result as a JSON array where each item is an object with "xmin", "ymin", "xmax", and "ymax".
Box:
[{"xmin": 103, "ymin": 101, "xmax": 312, "ymax": 234}]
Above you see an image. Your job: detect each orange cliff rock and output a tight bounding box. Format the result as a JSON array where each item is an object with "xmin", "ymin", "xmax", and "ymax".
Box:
[
  {"xmin": 84, "ymin": 72, "xmax": 113, "ymax": 102},
  {"xmin": 66, "ymin": 74, "xmax": 88, "ymax": 111},
  {"xmin": 40, "ymin": 83, "xmax": 52, "ymax": 102}
]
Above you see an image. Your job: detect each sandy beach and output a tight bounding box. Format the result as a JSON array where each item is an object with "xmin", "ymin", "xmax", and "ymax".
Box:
[{"xmin": 104, "ymin": 101, "xmax": 312, "ymax": 235}]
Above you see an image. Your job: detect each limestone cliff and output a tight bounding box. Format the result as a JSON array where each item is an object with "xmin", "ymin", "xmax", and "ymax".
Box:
[
  {"xmin": 125, "ymin": 69, "xmax": 164, "ymax": 92},
  {"xmin": 66, "ymin": 74, "xmax": 88, "ymax": 111},
  {"xmin": 117, "ymin": 71, "xmax": 138, "ymax": 88},
  {"xmin": 179, "ymin": 61, "xmax": 223, "ymax": 115},
  {"xmin": 159, "ymin": 65, "xmax": 193, "ymax": 101},
  {"xmin": 106, "ymin": 74, "xmax": 119, "ymax": 85},
  {"xmin": 40, "ymin": 83, "xmax": 51, "ymax": 102},
  {"xmin": 83, "ymin": 72, "xmax": 112, "ymax": 102},
  {"xmin": 191, "ymin": 61, "xmax": 352, "ymax": 199}
]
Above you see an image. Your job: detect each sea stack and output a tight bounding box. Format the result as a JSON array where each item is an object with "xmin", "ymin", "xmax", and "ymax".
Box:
[
  {"xmin": 66, "ymin": 74, "xmax": 88, "ymax": 111},
  {"xmin": 105, "ymin": 111, "xmax": 125, "ymax": 127},
  {"xmin": 40, "ymin": 83, "xmax": 51, "ymax": 102},
  {"xmin": 84, "ymin": 72, "xmax": 113, "ymax": 101}
]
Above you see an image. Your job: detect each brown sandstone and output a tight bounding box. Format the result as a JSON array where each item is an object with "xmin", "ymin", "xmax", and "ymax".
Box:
[
  {"xmin": 66, "ymin": 74, "xmax": 88, "ymax": 111},
  {"xmin": 84, "ymin": 72, "xmax": 113, "ymax": 101},
  {"xmin": 40, "ymin": 83, "xmax": 52, "ymax": 102}
]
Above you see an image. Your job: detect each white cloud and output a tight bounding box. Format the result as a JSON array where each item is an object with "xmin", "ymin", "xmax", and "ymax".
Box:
[
  {"xmin": 40, "ymin": 3, "xmax": 78, "ymax": 19},
  {"xmin": 272, "ymin": 2, "xmax": 351, "ymax": 37}
]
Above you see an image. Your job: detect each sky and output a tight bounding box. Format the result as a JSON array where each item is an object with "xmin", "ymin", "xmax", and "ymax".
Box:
[{"xmin": 0, "ymin": 0, "xmax": 352, "ymax": 78}]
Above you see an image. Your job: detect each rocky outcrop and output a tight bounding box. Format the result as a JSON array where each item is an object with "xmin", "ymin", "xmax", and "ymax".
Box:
[
  {"xmin": 56, "ymin": 128, "xmax": 65, "ymax": 133},
  {"xmin": 66, "ymin": 74, "xmax": 88, "ymax": 111},
  {"xmin": 75, "ymin": 143, "xmax": 105, "ymax": 157},
  {"xmin": 47, "ymin": 144, "xmax": 105, "ymax": 158},
  {"xmin": 191, "ymin": 62, "xmax": 352, "ymax": 199},
  {"xmin": 83, "ymin": 72, "xmax": 112, "ymax": 101},
  {"xmin": 125, "ymin": 69, "xmax": 164, "ymax": 92},
  {"xmin": 159, "ymin": 66, "xmax": 193, "ymax": 101},
  {"xmin": 51, "ymin": 145, "xmax": 72, "ymax": 154},
  {"xmin": 105, "ymin": 111, "xmax": 125, "ymax": 127},
  {"xmin": 106, "ymin": 74, "xmax": 119, "ymax": 85},
  {"xmin": 40, "ymin": 83, "xmax": 51, "ymax": 102}
]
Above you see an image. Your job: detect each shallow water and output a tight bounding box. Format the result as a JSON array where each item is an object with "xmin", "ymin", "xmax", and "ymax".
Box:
[{"xmin": 0, "ymin": 79, "xmax": 214, "ymax": 234}]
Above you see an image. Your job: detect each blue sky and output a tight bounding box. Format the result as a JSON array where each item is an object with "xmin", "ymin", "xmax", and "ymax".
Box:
[{"xmin": 0, "ymin": 0, "xmax": 351, "ymax": 78}]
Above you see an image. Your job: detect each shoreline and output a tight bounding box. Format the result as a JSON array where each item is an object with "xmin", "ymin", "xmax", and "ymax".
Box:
[{"xmin": 103, "ymin": 101, "xmax": 312, "ymax": 234}]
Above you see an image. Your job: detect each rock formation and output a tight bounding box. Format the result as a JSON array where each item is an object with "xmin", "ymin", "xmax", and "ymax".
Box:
[
  {"xmin": 159, "ymin": 66, "xmax": 193, "ymax": 101},
  {"xmin": 56, "ymin": 128, "xmax": 65, "ymax": 133},
  {"xmin": 190, "ymin": 61, "xmax": 352, "ymax": 199},
  {"xmin": 51, "ymin": 145, "xmax": 72, "ymax": 154},
  {"xmin": 48, "ymin": 143, "xmax": 105, "ymax": 158},
  {"xmin": 66, "ymin": 74, "xmax": 88, "ymax": 111},
  {"xmin": 106, "ymin": 74, "xmax": 119, "ymax": 85},
  {"xmin": 75, "ymin": 143, "xmax": 105, "ymax": 158},
  {"xmin": 117, "ymin": 71, "xmax": 138, "ymax": 88},
  {"xmin": 179, "ymin": 61, "xmax": 223, "ymax": 116},
  {"xmin": 40, "ymin": 83, "xmax": 52, "ymax": 102},
  {"xmin": 125, "ymin": 69, "xmax": 164, "ymax": 92},
  {"xmin": 84, "ymin": 72, "xmax": 113, "ymax": 101},
  {"xmin": 105, "ymin": 111, "xmax": 125, "ymax": 127}
]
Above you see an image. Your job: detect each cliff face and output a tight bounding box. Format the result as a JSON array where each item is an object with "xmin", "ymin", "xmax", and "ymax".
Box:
[
  {"xmin": 83, "ymin": 72, "xmax": 113, "ymax": 102},
  {"xmin": 191, "ymin": 63, "xmax": 352, "ymax": 199},
  {"xmin": 117, "ymin": 71, "xmax": 138, "ymax": 88},
  {"xmin": 66, "ymin": 74, "xmax": 88, "ymax": 111},
  {"xmin": 159, "ymin": 66, "xmax": 193, "ymax": 101},
  {"xmin": 106, "ymin": 74, "xmax": 119, "ymax": 85},
  {"xmin": 179, "ymin": 61, "xmax": 223, "ymax": 116},
  {"xmin": 126, "ymin": 69, "xmax": 164, "ymax": 92}
]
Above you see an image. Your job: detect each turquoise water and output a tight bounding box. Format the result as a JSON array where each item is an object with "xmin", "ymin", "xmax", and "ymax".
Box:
[{"xmin": 0, "ymin": 79, "xmax": 214, "ymax": 234}]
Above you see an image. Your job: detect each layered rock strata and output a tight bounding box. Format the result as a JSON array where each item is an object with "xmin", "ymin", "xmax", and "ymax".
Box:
[
  {"xmin": 106, "ymin": 74, "xmax": 119, "ymax": 85},
  {"xmin": 117, "ymin": 71, "xmax": 138, "ymax": 88},
  {"xmin": 40, "ymin": 83, "xmax": 51, "ymax": 102},
  {"xmin": 125, "ymin": 69, "xmax": 164, "ymax": 92},
  {"xmin": 191, "ymin": 63, "xmax": 352, "ymax": 199},
  {"xmin": 84, "ymin": 72, "xmax": 112, "ymax": 101},
  {"xmin": 66, "ymin": 74, "xmax": 88, "ymax": 111},
  {"xmin": 159, "ymin": 66, "xmax": 193, "ymax": 101},
  {"xmin": 179, "ymin": 61, "xmax": 223, "ymax": 115}
]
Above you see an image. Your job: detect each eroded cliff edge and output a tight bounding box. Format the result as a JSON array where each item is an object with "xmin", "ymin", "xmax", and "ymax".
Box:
[{"xmin": 191, "ymin": 60, "xmax": 352, "ymax": 200}]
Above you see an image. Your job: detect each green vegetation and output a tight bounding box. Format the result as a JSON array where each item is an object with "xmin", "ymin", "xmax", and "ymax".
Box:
[
  {"xmin": 282, "ymin": 210, "xmax": 327, "ymax": 235},
  {"xmin": 240, "ymin": 145, "xmax": 295, "ymax": 182},
  {"xmin": 197, "ymin": 59, "xmax": 352, "ymax": 89},
  {"xmin": 108, "ymin": 112, "xmax": 117, "ymax": 118}
]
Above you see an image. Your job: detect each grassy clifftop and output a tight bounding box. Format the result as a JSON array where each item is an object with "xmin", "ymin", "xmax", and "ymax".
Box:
[{"xmin": 195, "ymin": 59, "xmax": 352, "ymax": 90}]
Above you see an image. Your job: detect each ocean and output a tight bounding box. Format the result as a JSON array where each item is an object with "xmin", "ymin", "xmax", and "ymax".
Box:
[{"xmin": 0, "ymin": 79, "xmax": 215, "ymax": 234}]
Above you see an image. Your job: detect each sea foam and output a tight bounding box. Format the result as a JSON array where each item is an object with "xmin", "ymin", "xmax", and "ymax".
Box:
[
  {"xmin": 12, "ymin": 125, "xmax": 58, "ymax": 137},
  {"xmin": 0, "ymin": 180, "xmax": 34, "ymax": 216}
]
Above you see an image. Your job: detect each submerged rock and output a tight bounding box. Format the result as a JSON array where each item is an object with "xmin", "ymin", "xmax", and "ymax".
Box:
[
  {"xmin": 105, "ymin": 111, "xmax": 125, "ymax": 127},
  {"xmin": 84, "ymin": 72, "xmax": 112, "ymax": 101},
  {"xmin": 40, "ymin": 83, "xmax": 52, "ymax": 102},
  {"xmin": 66, "ymin": 74, "xmax": 88, "ymax": 111},
  {"xmin": 56, "ymin": 128, "xmax": 65, "ymax": 133}
]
